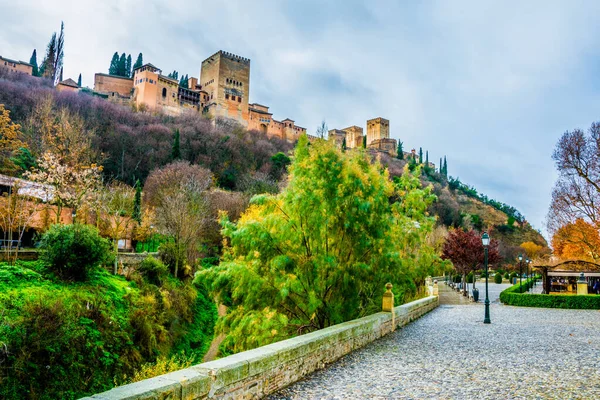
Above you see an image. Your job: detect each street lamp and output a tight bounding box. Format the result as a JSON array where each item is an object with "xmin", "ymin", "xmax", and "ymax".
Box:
[
  {"xmin": 482, "ymin": 232, "xmax": 491, "ymax": 324},
  {"xmin": 518, "ymin": 254, "xmax": 523, "ymax": 289},
  {"xmin": 527, "ymin": 259, "xmax": 532, "ymax": 292}
]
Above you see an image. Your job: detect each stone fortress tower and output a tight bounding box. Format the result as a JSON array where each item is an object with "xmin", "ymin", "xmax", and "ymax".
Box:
[
  {"xmin": 200, "ymin": 51, "xmax": 250, "ymax": 127},
  {"xmin": 329, "ymin": 117, "xmax": 397, "ymax": 157},
  {"xmin": 366, "ymin": 117, "xmax": 389, "ymax": 144}
]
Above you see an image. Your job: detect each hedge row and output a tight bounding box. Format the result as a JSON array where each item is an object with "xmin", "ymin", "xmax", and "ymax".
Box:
[{"xmin": 499, "ymin": 279, "xmax": 600, "ymax": 309}]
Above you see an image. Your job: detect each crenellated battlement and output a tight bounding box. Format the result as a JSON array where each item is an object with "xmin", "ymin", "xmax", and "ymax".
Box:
[{"xmin": 219, "ymin": 50, "xmax": 250, "ymax": 64}]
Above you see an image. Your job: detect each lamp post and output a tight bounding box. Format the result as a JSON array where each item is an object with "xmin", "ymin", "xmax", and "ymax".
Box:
[
  {"xmin": 518, "ymin": 254, "xmax": 523, "ymax": 289},
  {"xmin": 527, "ymin": 259, "xmax": 532, "ymax": 292},
  {"xmin": 482, "ymin": 232, "xmax": 491, "ymax": 324}
]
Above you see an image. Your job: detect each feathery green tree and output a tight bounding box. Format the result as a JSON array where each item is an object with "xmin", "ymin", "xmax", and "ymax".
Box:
[{"xmin": 198, "ymin": 135, "xmax": 441, "ymax": 353}]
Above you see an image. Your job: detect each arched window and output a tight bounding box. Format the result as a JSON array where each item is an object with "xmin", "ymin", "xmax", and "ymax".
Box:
[{"xmin": 162, "ymin": 88, "xmax": 167, "ymax": 97}]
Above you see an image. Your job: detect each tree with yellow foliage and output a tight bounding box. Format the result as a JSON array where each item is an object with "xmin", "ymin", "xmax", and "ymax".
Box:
[
  {"xmin": 519, "ymin": 241, "xmax": 544, "ymax": 259},
  {"xmin": 551, "ymin": 219, "xmax": 600, "ymax": 261},
  {"xmin": 0, "ymin": 104, "xmax": 27, "ymax": 175}
]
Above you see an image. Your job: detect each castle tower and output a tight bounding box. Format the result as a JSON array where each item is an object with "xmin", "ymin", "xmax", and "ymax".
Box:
[
  {"xmin": 366, "ymin": 117, "xmax": 389, "ymax": 146},
  {"xmin": 200, "ymin": 50, "xmax": 250, "ymax": 126},
  {"xmin": 342, "ymin": 125, "xmax": 364, "ymax": 148}
]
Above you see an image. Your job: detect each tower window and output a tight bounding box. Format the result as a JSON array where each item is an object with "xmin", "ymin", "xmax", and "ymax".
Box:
[
  {"xmin": 232, "ymin": 95, "xmax": 236, "ymax": 101},
  {"xmin": 238, "ymin": 97, "xmax": 241, "ymax": 103},
  {"xmin": 162, "ymin": 88, "xmax": 167, "ymax": 97},
  {"xmin": 225, "ymin": 94, "xmax": 229, "ymax": 99}
]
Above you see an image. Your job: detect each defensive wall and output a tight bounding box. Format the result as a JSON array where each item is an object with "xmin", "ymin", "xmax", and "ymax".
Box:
[{"xmin": 83, "ymin": 293, "xmax": 438, "ymax": 399}]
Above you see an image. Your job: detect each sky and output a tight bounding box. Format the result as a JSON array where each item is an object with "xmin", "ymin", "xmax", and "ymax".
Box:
[{"xmin": 2, "ymin": 0, "xmax": 600, "ymax": 239}]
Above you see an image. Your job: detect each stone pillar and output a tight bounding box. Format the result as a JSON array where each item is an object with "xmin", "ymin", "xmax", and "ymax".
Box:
[
  {"xmin": 382, "ymin": 283, "xmax": 395, "ymax": 331},
  {"xmin": 433, "ymin": 280, "xmax": 439, "ymax": 296},
  {"xmin": 577, "ymin": 272, "xmax": 588, "ymax": 295}
]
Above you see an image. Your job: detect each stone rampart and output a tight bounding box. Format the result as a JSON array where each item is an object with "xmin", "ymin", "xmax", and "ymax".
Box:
[{"xmin": 83, "ymin": 295, "xmax": 438, "ymax": 399}]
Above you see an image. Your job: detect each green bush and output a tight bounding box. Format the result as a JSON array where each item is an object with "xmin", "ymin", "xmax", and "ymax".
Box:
[
  {"xmin": 499, "ymin": 279, "xmax": 600, "ymax": 309},
  {"xmin": 137, "ymin": 256, "xmax": 168, "ymax": 285},
  {"xmin": 504, "ymin": 272, "xmax": 510, "ymax": 279},
  {"xmin": 39, "ymin": 224, "xmax": 112, "ymax": 281},
  {"xmin": 494, "ymin": 273, "xmax": 503, "ymax": 284}
]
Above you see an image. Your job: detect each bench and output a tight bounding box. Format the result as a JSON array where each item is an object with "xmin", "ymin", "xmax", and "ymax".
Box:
[{"xmin": 0, "ymin": 240, "xmax": 22, "ymax": 250}]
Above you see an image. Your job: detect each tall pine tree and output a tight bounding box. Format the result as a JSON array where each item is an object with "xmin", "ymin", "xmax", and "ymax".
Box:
[
  {"xmin": 108, "ymin": 52, "xmax": 120, "ymax": 75},
  {"xmin": 40, "ymin": 32, "xmax": 57, "ymax": 80},
  {"xmin": 443, "ymin": 156, "xmax": 448, "ymax": 177},
  {"xmin": 77, "ymin": 73, "xmax": 82, "ymax": 87},
  {"xmin": 172, "ymin": 129, "xmax": 181, "ymax": 160},
  {"xmin": 419, "ymin": 147, "xmax": 423, "ymax": 164},
  {"xmin": 132, "ymin": 53, "xmax": 143, "ymax": 75},
  {"xmin": 29, "ymin": 49, "xmax": 39, "ymax": 77},
  {"xmin": 118, "ymin": 53, "xmax": 127, "ymax": 77},
  {"xmin": 362, "ymin": 135, "xmax": 367, "ymax": 148},
  {"xmin": 425, "ymin": 150, "xmax": 429, "ymax": 165},
  {"xmin": 397, "ymin": 140, "xmax": 404, "ymax": 160},
  {"xmin": 126, "ymin": 54, "xmax": 132, "ymax": 78}
]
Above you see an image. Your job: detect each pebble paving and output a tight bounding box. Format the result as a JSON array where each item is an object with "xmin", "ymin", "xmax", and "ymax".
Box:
[{"xmin": 269, "ymin": 283, "xmax": 600, "ymax": 399}]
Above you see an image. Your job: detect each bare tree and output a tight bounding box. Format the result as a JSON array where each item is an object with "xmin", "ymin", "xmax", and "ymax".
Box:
[
  {"xmin": 316, "ymin": 120, "xmax": 328, "ymax": 139},
  {"xmin": 144, "ymin": 161, "xmax": 213, "ymax": 277},
  {"xmin": 98, "ymin": 182, "xmax": 136, "ymax": 274},
  {"xmin": 0, "ymin": 181, "xmax": 42, "ymax": 264}
]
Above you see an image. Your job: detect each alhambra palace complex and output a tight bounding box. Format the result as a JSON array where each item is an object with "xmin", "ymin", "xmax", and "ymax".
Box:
[{"xmin": 2, "ymin": 51, "xmax": 399, "ymax": 156}]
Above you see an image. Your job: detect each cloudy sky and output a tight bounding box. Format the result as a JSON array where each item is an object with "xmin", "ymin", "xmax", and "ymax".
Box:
[{"xmin": 2, "ymin": 0, "xmax": 600, "ymax": 238}]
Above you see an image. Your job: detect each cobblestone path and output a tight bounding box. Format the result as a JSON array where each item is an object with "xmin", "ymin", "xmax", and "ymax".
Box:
[{"xmin": 269, "ymin": 286, "xmax": 600, "ymax": 399}]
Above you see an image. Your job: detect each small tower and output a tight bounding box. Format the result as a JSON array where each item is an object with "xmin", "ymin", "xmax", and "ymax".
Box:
[{"xmin": 366, "ymin": 117, "xmax": 389, "ymax": 146}]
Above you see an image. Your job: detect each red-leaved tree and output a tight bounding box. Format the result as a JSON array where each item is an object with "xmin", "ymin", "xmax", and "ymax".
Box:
[{"xmin": 442, "ymin": 229, "xmax": 501, "ymax": 295}]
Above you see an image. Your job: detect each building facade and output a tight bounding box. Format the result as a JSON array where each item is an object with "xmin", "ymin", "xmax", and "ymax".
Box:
[
  {"xmin": 329, "ymin": 118, "xmax": 398, "ymax": 157},
  {"xmin": 0, "ymin": 56, "xmax": 33, "ymax": 75}
]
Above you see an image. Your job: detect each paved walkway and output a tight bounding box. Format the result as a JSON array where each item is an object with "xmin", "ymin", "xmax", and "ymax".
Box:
[{"xmin": 269, "ymin": 285, "xmax": 600, "ymax": 399}]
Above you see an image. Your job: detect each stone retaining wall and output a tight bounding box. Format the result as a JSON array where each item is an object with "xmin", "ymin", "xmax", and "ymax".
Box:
[{"xmin": 83, "ymin": 295, "xmax": 438, "ymax": 400}]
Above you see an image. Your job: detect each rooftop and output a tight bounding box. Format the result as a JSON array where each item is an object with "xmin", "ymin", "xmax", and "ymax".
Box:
[
  {"xmin": 94, "ymin": 72, "xmax": 133, "ymax": 80},
  {"xmin": 58, "ymin": 78, "xmax": 80, "ymax": 88}
]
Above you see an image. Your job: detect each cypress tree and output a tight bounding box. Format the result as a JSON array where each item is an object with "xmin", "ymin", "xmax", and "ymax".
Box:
[
  {"xmin": 362, "ymin": 135, "xmax": 367, "ymax": 149},
  {"xmin": 133, "ymin": 180, "xmax": 142, "ymax": 224},
  {"xmin": 172, "ymin": 129, "xmax": 181, "ymax": 160},
  {"xmin": 397, "ymin": 141, "xmax": 404, "ymax": 160},
  {"xmin": 41, "ymin": 32, "xmax": 57, "ymax": 80},
  {"xmin": 443, "ymin": 156, "xmax": 448, "ymax": 177},
  {"xmin": 439, "ymin": 158, "xmax": 443, "ymax": 174},
  {"xmin": 126, "ymin": 54, "xmax": 132, "ymax": 78},
  {"xmin": 77, "ymin": 73, "xmax": 82, "ymax": 87},
  {"xmin": 59, "ymin": 67, "xmax": 63, "ymax": 82},
  {"xmin": 342, "ymin": 137, "xmax": 347, "ymax": 151},
  {"xmin": 118, "ymin": 53, "xmax": 127, "ymax": 77},
  {"xmin": 29, "ymin": 49, "xmax": 39, "ymax": 77},
  {"xmin": 108, "ymin": 52, "xmax": 120, "ymax": 75},
  {"xmin": 425, "ymin": 150, "xmax": 429, "ymax": 165},
  {"xmin": 419, "ymin": 147, "xmax": 423, "ymax": 164},
  {"xmin": 132, "ymin": 53, "xmax": 143, "ymax": 73}
]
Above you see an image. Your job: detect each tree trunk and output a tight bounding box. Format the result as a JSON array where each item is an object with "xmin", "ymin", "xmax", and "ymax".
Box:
[
  {"xmin": 113, "ymin": 240, "xmax": 119, "ymax": 274},
  {"xmin": 175, "ymin": 257, "xmax": 179, "ymax": 279},
  {"xmin": 462, "ymin": 273, "xmax": 467, "ymax": 296}
]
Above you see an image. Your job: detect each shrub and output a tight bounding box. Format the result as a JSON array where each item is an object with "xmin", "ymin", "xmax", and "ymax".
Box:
[
  {"xmin": 39, "ymin": 224, "xmax": 112, "ymax": 281},
  {"xmin": 500, "ymin": 280, "xmax": 600, "ymax": 309},
  {"xmin": 504, "ymin": 272, "xmax": 510, "ymax": 279},
  {"xmin": 137, "ymin": 256, "xmax": 168, "ymax": 285},
  {"xmin": 494, "ymin": 273, "xmax": 503, "ymax": 284}
]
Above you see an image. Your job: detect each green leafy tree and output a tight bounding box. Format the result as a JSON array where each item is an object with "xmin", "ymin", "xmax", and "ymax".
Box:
[
  {"xmin": 198, "ymin": 136, "xmax": 440, "ymax": 353},
  {"xmin": 109, "ymin": 52, "xmax": 120, "ymax": 75},
  {"xmin": 77, "ymin": 73, "xmax": 82, "ymax": 87},
  {"xmin": 270, "ymin": 151, "xmax": 291, "ymax": 180},
  {"xmin": 132, "ymin": 52, "xmax": 143, "ymax": 74},
  {"xmin": 40, "ymin": 223, "xmax": 112, "ymax": 281},
  {"xmin": 397, "ymin": 140, "xmax": 404, "ymax": 160},
  {"xmin": 172, "ymin": 129, "xmax": 181, "ymax": 160},
  {"xmin": 29, "ymin": 49, "xmax": 39, "ymax": 77}
]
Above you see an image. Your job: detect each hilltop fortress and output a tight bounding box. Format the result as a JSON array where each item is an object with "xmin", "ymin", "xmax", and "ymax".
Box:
[
  {"xmin": 2, "ymin": 49, "xmax": 402, "ymax": 157},
  {"xmin": 93, "ymin": 50, "xmax": 308, "ymax": 142}
]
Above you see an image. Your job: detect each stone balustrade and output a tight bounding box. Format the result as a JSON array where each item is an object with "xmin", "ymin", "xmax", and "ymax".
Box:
[{"xmin": 83, "ymin": 290, "xmax": 438, "ymax": 400}]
